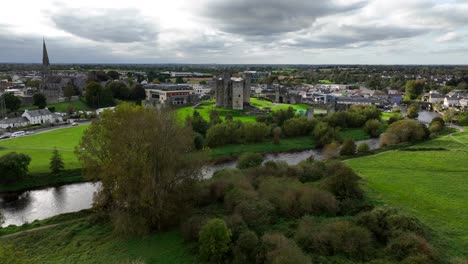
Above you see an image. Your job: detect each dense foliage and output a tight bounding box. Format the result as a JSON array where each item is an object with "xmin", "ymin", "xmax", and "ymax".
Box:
[{"xmin": 0, "ymin": 152, "xmax": 31, "ymax": 184}]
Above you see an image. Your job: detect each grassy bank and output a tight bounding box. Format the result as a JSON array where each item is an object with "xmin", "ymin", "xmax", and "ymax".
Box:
[
  {"xmin": 1, "ymin": 211, "xmax": 198, "ymax": 264},
  {"xmin": 0, "ymin": 169, "xmax": 84, "ymax": 193},
  {"xmin": 346, "ymin": 129, "xmax": 468, "ymax": 260}
]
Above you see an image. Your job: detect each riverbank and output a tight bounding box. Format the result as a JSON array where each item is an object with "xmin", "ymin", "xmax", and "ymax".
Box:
[
  {"xmin": 0, "ymin": 169, "xmax": 84, "ymax": 193},
  {"xmin": 0, "ymin": 210, "xmax": 198, "ymax": 263}
]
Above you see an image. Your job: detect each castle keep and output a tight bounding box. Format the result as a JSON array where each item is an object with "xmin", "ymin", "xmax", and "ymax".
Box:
[{"xmin": 214, "ymin": 73, "xmax": 251, "ymax": 110}]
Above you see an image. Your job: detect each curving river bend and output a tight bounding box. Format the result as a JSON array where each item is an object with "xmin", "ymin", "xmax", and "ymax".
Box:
[{"xmin": 1, "ymin": 138, "xmax": 382, "ymax": 227}]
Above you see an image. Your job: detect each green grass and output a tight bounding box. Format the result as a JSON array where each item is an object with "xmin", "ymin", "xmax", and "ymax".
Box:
[
  {"xmin": 0, "ymin": 125, "xmax": 88, "ymax": 174},
  {"xmin": 346, "ymin": 131, "xmax": 468, "ymax": 260},
  {"xmin": 20, "ymin": 99, "xmax": 93, "ymax": 112},
  {"xmin": 1, "ymin": 212, "xmax": 198, "ymax": 264},
  {"xmin": 176, "ymin": 98, "xmax": 322, "ymax": 123}
]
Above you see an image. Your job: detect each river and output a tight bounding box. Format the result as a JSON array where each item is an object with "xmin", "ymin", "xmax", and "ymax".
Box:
[{"xmin": 2, "ymin": 138, "xmax": 381, "ymax": 227}]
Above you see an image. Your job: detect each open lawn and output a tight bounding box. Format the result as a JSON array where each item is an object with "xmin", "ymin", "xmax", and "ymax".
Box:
[
  {"xmin": 1, "ymin": 211, "xmax": 198, "ymax": 264},
  {"xmin": 176, "ymin": 98, "xmax": 324, "ymax": 123},
  {"xmin": 346, "ymin": 130, "xmax": 468, "ymax": 260},
  {"xmin": 20, "ymin": 99, "xmax": 93, "ymax": 113},
  {"xmin": 0, "ymin": 125, "xmax": 88, "ymax": 174}
]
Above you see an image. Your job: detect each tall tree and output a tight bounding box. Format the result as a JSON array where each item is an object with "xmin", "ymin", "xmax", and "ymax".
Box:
[
  {"xmin": 130, "ymin": 84, "xmax": 147, "ymax": 105},
  {"xmin": 404, "ymin": 80, "xmax": 425, "ymax": 100},
  {"xmin": 85, "ymin": 81, "xmax": 103, "ymax": 107},
  {"xmin": 49, "ymin": 148, "xmax": 64, "ymax": 175},
  {"xmin": 107, "ymin": 81, "xmax": 130, "ymax": 100},
  {"xmin": 33, "ymin": 93, "xmax": 47, "ymax": 109},
  {"xmin": 0, "ymin": 152, "xmax": 31, "ymax": 185},
  {"xmin": 2, "ymin": 93, "xmax": 21, "ymax": 112},
  {"xmin": 76, "ymin": 103, "xmax": 206, "ymax": 234},
  {"xmin": 63, "ymin": 84, "xmax": 75, "ymax": 101}
]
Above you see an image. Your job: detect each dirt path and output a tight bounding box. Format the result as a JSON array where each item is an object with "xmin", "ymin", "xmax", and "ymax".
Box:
[{"xmin": 0, "ymin": 224, "xmax": 59, "ymax": 239}]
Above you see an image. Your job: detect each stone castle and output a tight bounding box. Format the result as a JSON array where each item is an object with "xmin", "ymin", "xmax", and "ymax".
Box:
[{"xmin": 214, "ymin": 73, "xmax": 251, "ymax": 110}]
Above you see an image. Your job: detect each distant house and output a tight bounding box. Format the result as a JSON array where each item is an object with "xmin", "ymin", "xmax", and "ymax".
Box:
[
  {"xmin": 460, "ymin": 98, "xmax": 468, "ymax": 109},
  {"xmin": 0, "ymin": 117, "xmax": 29, "ymax": 129},
  {"xmin": 443, "ymin": 96, "xmax": 460, "ymax": 108},
  {"xmin": 428, "ymin": 93, "xmax": 445, "ymax": 104},
  {"xmin": 22, "ymin": 109, "xmax": 54, "ymax": 125}
]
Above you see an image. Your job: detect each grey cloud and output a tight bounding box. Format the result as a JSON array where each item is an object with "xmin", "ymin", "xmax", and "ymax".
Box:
[
  {"xmin": 50, "ymin": 8, "xmax": 158, "ymax": 43},
  {"xmin": 282, "ymin": 24, "xmax": 428, "ymax": 49},
  {"xmin": 199, "ymin": 0, "xmax": 366, "ymax": 36}
]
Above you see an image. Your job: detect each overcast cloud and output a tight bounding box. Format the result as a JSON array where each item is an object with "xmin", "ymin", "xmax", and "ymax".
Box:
[{"xmin": 0, "ymin": 0, "xmax": 466, "ymax": 64}]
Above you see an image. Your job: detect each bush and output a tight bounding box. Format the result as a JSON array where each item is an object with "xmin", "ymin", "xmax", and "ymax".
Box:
[
  {"xmin": 385, "ymin": 232, "xmax": 434, "ymax": 261},
  {"xmin": 322, "ymin": 142, "xmax": 340, "ymax": 159},
  {"xmin": 242, "ymin": 122, "xmax": 270, "ymax": 143},
  {"xmin": 364, "ymin": 119, "xmax": 382, "ymax": 138},
  {"xmin": 407, "ymin": 105, "xmax": 419, "ymax": 119},
  {"xmin": 381, "ymin": 120, "xmax": 429, "ymax": 146},
  {"xmin": 297, "ymin": 160, "xmax": 326, "ymax": 182},
  {"xmin": 209, "ymin": 169, "xmax": 252, "ymax": 201},
  {"xmin": 234, "ymin": 199, "xmax": 274, "ymax": 231},
  {"xmin": 181, "ymin": 215, "xmax": 208, "ymax": 242},
  {"xmin": 282, "ymin": 117, "xmax": 316, "ymax": 137},
  {"xmin": 429, "ymin": 121, "xmax": 443, "ymax": 133},
  {"xmin": 322, "ymin": 162, "xmax": 363, "ymax": 200},
  {"xmin": 224, "ymin": 187, "xmax": 258, "ymax": 213},
  {"xmin": 194, "ymin": 133, "xmax": 204, "ymax": 150},
  {"xmin": 298, "ymin": 187, "xmax": 338, "ymax": 216},
  {"xmin": 313, "ymin": 122, "xmax": 337, "ymax": 148},
  {"xmin": 260, "ymin": 233, "xmax": 311, "ymax": 264},
  {"xmin": 0, "ymin": 152, "xmax": 31, "ymax": 185},
  {"xmin": 205, "ymin": 121, "xmax": 242, "ymax": 147},
  {"xmin": 431, "ymin": 117, "xmax": 445, "ymax": 127},
  {"xmin": 357, "ymin": 142, "xmax": 370, "ymax": 153},
  {"xmin": 272, "ymin": 127, "xmax": 282, "ymax": 145},
  {"xmin": 232, "ymin": 230, "xmax": 260, "ymax": 264},
  {"xmin": 237, "ymin": 153, "xmax": 264, "ymax": 169},
  {"xmin": 340, "ymin": 139, "xmax": 356, "ymax": 156},
  {"xmin": 199, "ymin": 218, "xmax": 232, "ymax": 263}
]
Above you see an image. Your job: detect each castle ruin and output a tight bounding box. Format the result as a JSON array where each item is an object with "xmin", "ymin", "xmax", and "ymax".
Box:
[{"xmin": 214, "ymin": 73, "xmax": 251, "ymax": 110}]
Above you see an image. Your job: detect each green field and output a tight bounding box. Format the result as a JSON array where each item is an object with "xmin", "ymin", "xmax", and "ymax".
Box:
[
  {"xmin": 0, "ymin": 125, "xmax": 88, "ymax": 173},
  {"xmin": 20, "ymin": 99, "xmax": 93, "ymax": 112},
  {"xmin": 346, "ymin": 129, "xmax": 468, "ymax": 260},
  {"xmin": 1, "ymin": 211, "xmax": 197, "ymax": 264},
  {"xmin": 176, "ymin": 98, "xmax": 321, "ymax": 123}
]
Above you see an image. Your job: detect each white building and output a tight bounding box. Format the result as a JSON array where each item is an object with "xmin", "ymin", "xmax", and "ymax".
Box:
[
  {"xmin": 192, "ymin": 84, "xmax": 212, "ymax": 97},
  {"xmin": 443, "ymin": 96, "xmax": 460, "ymax": 108},
  {"xmin": 22, "ymin": 109, "xmax": 54, "ymax": 125}
]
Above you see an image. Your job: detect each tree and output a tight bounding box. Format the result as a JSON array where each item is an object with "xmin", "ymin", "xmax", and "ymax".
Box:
[
  {"xmin": 49, "ymin": 148, "xmax": 64, "ymax": 175},
  {"xmin": 85, "ymin": 81, "xmax": 103, "ymax": 107},
  {"xmin": 323, "ymin": 142, "xmax": 340, "ymax": 159},
  {"xmin": 190, "ymin": 111, "xmax": 209, "ymax": 135},
  {"xmin": 242, "ymin": 122, "xmax": 270, "ymax": 143},
  {"xmin": 272, "ymin": 127, "xmax": 282, "ymax": 145},
  {"xmin": 404, "ymin": 80, "xmax": 425, "ymax": 100},
  {"xmin": 33, "ymin": 93, "xmax": 47, "ymax": 109},
  {"xmin": 130, "ymin": 84, "xmax": 146, "ymax": 104},
  {"xmin": 26, "ymin": 79, "xmax": 41, "ymax": 88},
  {"xmin": 107, "ymin": 81, "xmax": 130, "ymax": 100},
  {"xmin": 237, "ymin": 153, "xmax": 263, "ymax": 169},
  {"xmin": 76, "ymin": 103, "xmax": 206, "ymax": 234},
  {"xmin": 107, "ymin": 70, "xmax": 120, "ymax": 80},
  {"xmin": 209, "ymin": 110, "xmax": 222, "ymax": 126},
  {"xmin": 357, "ymin": 142, "xmax": 370, "ymax": 153},
  {"xmin": 0, "ymin": 152, "xmax": 31, "ymax": 185},
  {"xmin": 406, "ymin": 105, "xmax": 419, "ymax": 119},
  {"xmin": 63, "ymin": 84, "xmax": 75, "ymax": 101},
  {"xmin": 340, "ymin": 139, "xmax": 356, "ymax": 156},
  {"xmin": 364, "ymin": 119, "xmax": 381, "ymax": 138},
  {"xmin": 199, "ymin": 218, "xmax": 232, "ymax": 263},
  {"xmin": 313, "ymin": 122, "xmax": 336, "ymax": 148},
  {"xmin": 2, "ymin": 93, "xmax": 21, "ymax": 112},
  {"xmin": 175, "ymin": 77, "xmax": 185, "ymax": 84}
]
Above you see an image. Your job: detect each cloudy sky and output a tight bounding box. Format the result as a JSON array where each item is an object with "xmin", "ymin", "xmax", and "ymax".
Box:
[{"xmin": 0, "ymin": 0, "xmax": 467, "ymax": 64}]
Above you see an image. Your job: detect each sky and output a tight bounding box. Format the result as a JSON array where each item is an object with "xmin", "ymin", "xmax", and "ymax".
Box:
[{"xmin": 0, "ymin": 0, "xmax": 467, "ymax": 64}]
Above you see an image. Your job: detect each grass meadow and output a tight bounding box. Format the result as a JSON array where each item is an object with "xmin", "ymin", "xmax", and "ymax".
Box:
[{"xmin": 346, "ymin": 129, "xmax": 468, "ymax": 260}]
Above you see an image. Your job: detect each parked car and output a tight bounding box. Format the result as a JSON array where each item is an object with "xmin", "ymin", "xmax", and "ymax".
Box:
[
  {"xmin": 0, "ymin": 134, "xmax": 10, "ymax": 140},
  {"xmin": 11, "ymin": 131, "xmax": 25, "ymax": 138},
  {"xmin": 71, "ymin": 122, "xmax": 79, "ymax": 126},
  {"xmin": 25, "ymin": 131, "xmax": 35, "ymax": 135}
]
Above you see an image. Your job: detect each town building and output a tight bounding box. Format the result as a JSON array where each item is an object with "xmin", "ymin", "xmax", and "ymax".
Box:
[
  {"xmin": 214, "ymin": 73, "xmax": 251, "ymax": 110},
  {"xmin": 242, "ymin": 71, "xmax": 271, "ymax": 84},
  {"xmin": 0, "ymin": 108, "xmax": 59, "ymax": 129},
  {"xmin": 143, "ymin": 84, "xmax": 197, "ymax": 105}
]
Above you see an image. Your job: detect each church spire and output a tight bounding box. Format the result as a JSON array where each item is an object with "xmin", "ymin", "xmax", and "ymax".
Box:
[{"xmin": 42, "ymin": 38, "xmax": 50, "ymax": 68}]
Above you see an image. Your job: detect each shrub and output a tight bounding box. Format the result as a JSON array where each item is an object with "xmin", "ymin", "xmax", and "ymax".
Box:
[
  {"xmin": 431, "ymin": 116, "xmax": 445, "ymax": 127},
  {"xmin": 181, "ymin": 215, "xmax": 208, "ymax": 242},
  {"xmin": 313, "ymin": 122, "xmax": 337, "ymax": 147},
  {"xmin": 194, "ymin": 133, "xmax": 204, "ymax": 150},
  {"xmin": 326, "ymin": 221, "xmax": 373, "ymax": 259},
  {"xmin": 205, "ymin": 121, "xmax": 242, "ymax": 147},
  {"xmin": 388, "ymin": 113, "xmax": 403, "ymax": 124},
  {"xmin": 357, "ymin": 142, "xmax": 370, "ymax": 153},
  {"xmin": 260, "ymin": 233, "xmax": 311, "ymax": 264},
  {"xmin": 364, "ymin": 119, "xmax": 382, "ymax": 138},
  {"xmin": 224, "ymin": 187, "xmax": 258, "ymax": 213},
  {"xmin": 282, "ymin": 117, "xmax": 316, "ymax": 137},
  {"xmin": 322, "ymin": 162, "xmax": 363, "ymax": 200},
  {"xmin": 381, "ymin": 120, "xmax": 429, "ymax": 146},
  {"xmin": 237, "ymin": 153, "xmax": 264, "ymax": 169},
  {"xmin": 199, "ymin": 218, "xmax": 232, "ymax": 263},
  {"xmin": 429, "ymin": 121, "xmax": 443, "ymax": 133},
  {"xmin": 340, "ymin": 139, "xmax": 356, "ymax": 156},
  {"xmin": 272, "ymin": 127, "xmax": 282, "ymax": 145},
  {"xmin": 232, "ymin": 230, "xmax": 260, "ymax": 264},
  {"xmin": 234, "ymin": 199, "xmax": 274, "ymax": 231},
  {"xmin": 258, "ymin": 177, "xmax": 302, "ymax": 217},
  {"xmin": 242, "ymin": 122, "xmax": 270, "ymax": 143},
  {"xmin": 295, "ymin": 217, "xmax": 332, "ymax": 255},
  {"xmin": 407, "ymin": 105, "xmax": 419, "ymax": 119},
  {"xmin": 299, "ymin": 187, "xmax": 338, "ymax": 216},
  {"xmin": 322, "ymin": 142, "xmax": 340, "ymax": 159},
  {"xmin": 385, "ymin": 232, "xmax": 434, "ymax": 261},
  {"xmin": 209, "ymin": 169, "xmax": 252, "ymax": 201},
  {"xmin": 297, "ymin": 160, "xmax": 326, "ymax": 182}
]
